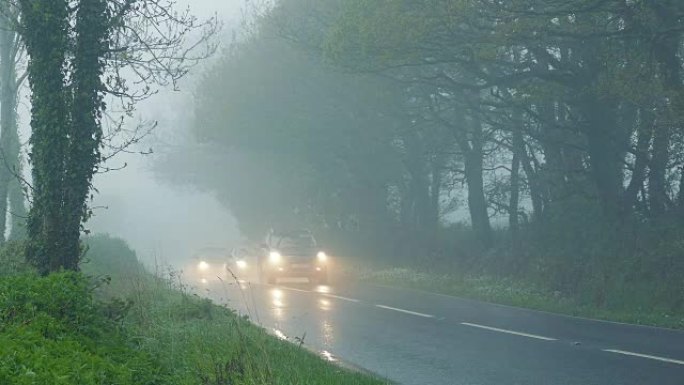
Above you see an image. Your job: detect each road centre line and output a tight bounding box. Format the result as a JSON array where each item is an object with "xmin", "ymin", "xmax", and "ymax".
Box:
[
  {"xmin": 603, "ymin": 349, "xmax": 684, "ymax": 366},
  {"xmin": 461, "ymin": 322, "xmax": 557, "ymax": 341},
  {"xmin": 375, "ymin": 304, "xmax": 435, "ymax": 318},
  {"xmin": 323, "ymin": 293, "xmax": 360, "ymax": 303},
  {"xmin": 280, "ymin": 286, "xmax": 309, "ymax": 293}
]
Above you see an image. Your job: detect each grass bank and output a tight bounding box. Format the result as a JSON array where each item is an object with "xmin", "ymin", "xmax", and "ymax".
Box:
[
  {"xmin": 359, "ymin": 267, "xmax": 684, "ymax": 330},
  {"xmin": 0, "ymin": 235, "xmax": 386, "ymax": 385}
]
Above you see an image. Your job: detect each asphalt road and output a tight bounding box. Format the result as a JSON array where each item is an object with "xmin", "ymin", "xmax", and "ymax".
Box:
[{"xmin": 197, "ymin": 276, "xmax": 684, "ymax": 385}]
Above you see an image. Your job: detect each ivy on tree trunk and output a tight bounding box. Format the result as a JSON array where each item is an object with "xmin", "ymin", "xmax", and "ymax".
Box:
[{"xmin": 20, "ymin": 0, "xmax": 108, "ymax": 274}]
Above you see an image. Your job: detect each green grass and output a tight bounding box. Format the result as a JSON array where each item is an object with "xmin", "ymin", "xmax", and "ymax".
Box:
[
  {"xmin": 360, "ymin": 267, "xmax": 684, "ymax": 330},
  {"xmin": 98, "ymin": 265, "xmax": 385, "ymax": 385},
  {"xmin": 0, "ymin": 235, "xmax": 386, "ymax": 385}
]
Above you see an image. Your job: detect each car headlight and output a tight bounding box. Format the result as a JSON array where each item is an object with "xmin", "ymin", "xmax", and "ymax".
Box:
[
  {"xmin": 269, "ymin": 251, "xmax": 282, "ymax": 264},
  {"xmin": 198, "ymin": 261, "xmax": 210, "ymax": 271},
  {"xmin": 317, "ymin": 251, "xmax": 327, "ymax": 262},
  {"xmin": 236, "ymin": 260, "xmax": 248, "ymax": 269}
]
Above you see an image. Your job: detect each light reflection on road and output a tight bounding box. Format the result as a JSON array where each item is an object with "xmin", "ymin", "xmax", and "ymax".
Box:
[
  {"xmin": 198, "ymin": 280, "xmax": 350, "ymax": 378},
  {"xmin": 271, "ymin": 288, "xmax": 284, "ymax": 300},
  {"xmin": 321, "ymin": 319, "xmax": 334, "ymax": 346},
  {"xmin": 319, "ymin": 298, "xmax": 331, "ymax": 311},
  {"xmin": 314, "ymin": 285, "xmax": 331, "ymax": 294},
  {"xmin": 270, "ymin": 288, "xmax": 286, "ymax": 321},
  {"xmin": 265, "ymin": 284, "xmax": 341, "ymax": 354}
]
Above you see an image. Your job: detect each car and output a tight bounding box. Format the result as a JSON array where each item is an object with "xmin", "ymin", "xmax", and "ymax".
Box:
[
  {"xmin": 229, "ymin": 245, "xmax": 258, "ymax": 279},
  {"xmin": 189, "ymin": 246, "xmax": 237, "ymax": 284},
  {"xmin": 257, "ymin": 230, "xmax": 329, "ymax": 284}
]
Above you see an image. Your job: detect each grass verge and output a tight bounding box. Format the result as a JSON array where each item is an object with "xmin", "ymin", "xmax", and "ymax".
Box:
[
  {"xmin": 0, "ymin": 235, "xmax": 386, "ymax": 385},
  {"xmin": 359, "ymin": 267, "xmax": 684, "ymax": 330}
]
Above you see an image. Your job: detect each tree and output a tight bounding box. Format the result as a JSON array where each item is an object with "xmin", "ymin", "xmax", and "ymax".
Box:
[
  {"xmin": 0, "ymin": 1, "xmax": 26, "ymax": 243},
  {"xmin": 160, "ymin": 36, "xmax": 408, "ymax": 254},
  {"xmin": 17, "ymin": 0, "xmax": 216, "ymax": 274}
]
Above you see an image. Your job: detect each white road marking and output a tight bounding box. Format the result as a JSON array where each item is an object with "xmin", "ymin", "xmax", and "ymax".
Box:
[
  {"xmin": 375, "ymin": 304, "xmax": 435, "ymax": 318},
  {"xmin": 324, "ymin": 293, "xmax": 360, "ymax": 303},
  {"xmin": 461, "ymin": 322, "xmax": 557, "ymax": 341},
  {"xmin": 603, "ymin": 349, "xmax": 684, "ymax": 366},
  {"xmin": 281, "ymin": 286, "xmax": 309, "ymax": 293}
]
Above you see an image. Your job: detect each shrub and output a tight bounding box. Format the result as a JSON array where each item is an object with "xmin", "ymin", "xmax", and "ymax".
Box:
[
  {"xmin": 0, "ymin": 241, "xmax": 31, "ymax": 276},
  {"xmin": 0, "ymin": 272, "xmax": 170, "ymax": 385},
  {"xmin": 81, "ymin": 234, "xmax": 146, "ymax": 278}
]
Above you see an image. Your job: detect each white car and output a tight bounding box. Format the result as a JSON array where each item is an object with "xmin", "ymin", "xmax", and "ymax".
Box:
[{"xmin": 258, "ymin": 230, "xmax": 329, "ymax": 284}]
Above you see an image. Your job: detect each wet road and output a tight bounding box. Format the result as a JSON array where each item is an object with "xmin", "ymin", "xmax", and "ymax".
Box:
[{"xmin": 198, "ymin": 278, "xmax": 684, "ymax": 385}]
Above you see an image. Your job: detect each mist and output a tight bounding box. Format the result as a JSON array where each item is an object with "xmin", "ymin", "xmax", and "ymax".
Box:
[
  {"xmin": 88, "ymin": 0, "xmax": 247, "ymax": 266},
  {"xmin": 1, "ymin": 1, "xmax": 683, "ymax": 384}
]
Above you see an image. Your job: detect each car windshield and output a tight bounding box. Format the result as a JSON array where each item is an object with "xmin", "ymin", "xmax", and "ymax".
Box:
[{"xmin": 275, "ymin": 233, "xmax": 316, "ymax": 254}]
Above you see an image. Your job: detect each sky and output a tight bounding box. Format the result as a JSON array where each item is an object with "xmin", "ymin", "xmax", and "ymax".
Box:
[{"xmin": 87, "ymin": 0, "xmax": 249, "ymax": 266}]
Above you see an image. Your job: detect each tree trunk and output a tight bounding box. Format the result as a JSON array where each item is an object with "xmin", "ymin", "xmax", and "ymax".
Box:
[
  {"xmin": 509, "ymin": 141, "xmax": 521, "ymax": 234},
  {"xmin": 0, "ymin": 7, "xmax": 18, "ymax": 245},
  {"xmin": 537, "ymin": 102, "xmax": 565, "ymax": 205},
  {"xmin": 463, "ymin": 147, "xmax": 492, "ymax": 247},
  {"xmin": 520, "ymin": 141, "xmax": 544, "ymax": 222},
  {"xmin": 427, "ymin": 153, "xmax": 444, "ymax": 231},
  {"xmin": 623, "ymin": 108, "xmax": 654, "ymax": 215},
  {"xmin": 583, "ymin": 99, "xmax": 625, "ymax": 218},
  {"xmin": 678, "ymin": 167, "xmax": 684, "ymax": 214},
  {"xmin": 649, "ymin": 123, "xmax": 669, "ymax": 217},
  {"xmin": 650, "ymin": 5, "xmax": 682, "ymax": 217},
  {"xmin": 458, "ymin": 107, "xmax": 492, "ymax": 247},
  {"xmin": 20, "ymin": 0, "xmax": 71, "ymax": 274},
  {"xmin": 59, "ymin": 0, "xmax": 110, "ymax": 269},
  {"xmin": 8, "ymin": 172, "xmax": 26, "ymax": 241}
]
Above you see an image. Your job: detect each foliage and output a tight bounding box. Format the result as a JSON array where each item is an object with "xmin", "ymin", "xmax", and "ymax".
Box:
[
  {"xmin": 157, "ymin": 4, "xmax": 458, "ymax": 258},
  {"xmin": 121, "ymin": 274, "xmax": 384, "ymax": 385},
  {"xmin": 81, "ymin": 234, "xmax": 146, "ymax": 277},
  {"xmin": 0, "ymin": 241, "xmax": 30, "ymax": 276},
  {"xmin": 0, "ymin": 272, "xmax": 169, "ymax": 384}
]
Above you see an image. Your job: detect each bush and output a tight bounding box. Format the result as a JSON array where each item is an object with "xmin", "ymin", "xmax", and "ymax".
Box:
[
  {"xmin": 81, "ymin": 234, "xmax": 146, "ymax": 278},
  {"xmin": 0, "ymin": 272, "xmax": 170, "ymax": 385},
  {"xmin": 372, "ymin": 199, "xmax": 684, "ymax": 328},
  {"xmin": 0, "ymin": 241, "xmax": 31, "ymax": 277}
]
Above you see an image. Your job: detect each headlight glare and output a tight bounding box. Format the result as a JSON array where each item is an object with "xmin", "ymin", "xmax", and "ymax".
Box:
[
  {"xmin": 198, "ymin": 261, "xmax": 210, "ymax": 271},
  {"xmin": 269, "ymin": 251, "xmax": 282, "ymax": 264},
  {"xmin": 317, "ymin": 251, "xmax": 327, "ymax": 262},
  {"xmin": 236, "ymin": 260, "xmax": 248, "ymax": 269}
]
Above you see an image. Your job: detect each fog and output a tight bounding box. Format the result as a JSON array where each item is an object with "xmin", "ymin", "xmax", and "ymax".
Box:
[
  {"xmin": 88, "ymin": 0, "xmax": 247, "ymax": 266},
  {"xmin": 4, "ymin": 2, "xmax": 684, "ymax": 384}
]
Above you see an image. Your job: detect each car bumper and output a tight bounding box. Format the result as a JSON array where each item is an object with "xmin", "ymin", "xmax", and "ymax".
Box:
[{"xmin": 264, "ymin": 264, "xmax": 327, "ymax": 278}]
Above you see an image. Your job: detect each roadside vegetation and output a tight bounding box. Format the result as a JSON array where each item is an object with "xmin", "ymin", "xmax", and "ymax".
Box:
[
  {"xmin": 356, "ymin": 215, "xmax": 684, "ymax": 330},
  {"xmin": 0, "ymin": 235, "xmax": 385, "ymax": 385},
  {"xmin": 361, "ymin": 267, "xmax": 684, "ymax": 330}
]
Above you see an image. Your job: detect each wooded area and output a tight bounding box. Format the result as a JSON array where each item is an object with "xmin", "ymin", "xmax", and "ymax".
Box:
[{"xmin": 160, "ymin": 0, "xmax": 684, "ymax": 309}]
